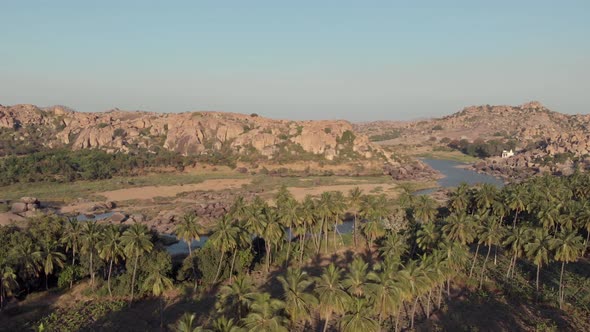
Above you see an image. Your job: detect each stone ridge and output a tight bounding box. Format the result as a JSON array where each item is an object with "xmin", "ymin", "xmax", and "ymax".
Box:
[
  {"xmin": 0, "ymin": 104, "xmax": 385, "ymax": 162},
  {"xmin": 354, "ymin": 101, "xmax": 590, "ymax": 144}
]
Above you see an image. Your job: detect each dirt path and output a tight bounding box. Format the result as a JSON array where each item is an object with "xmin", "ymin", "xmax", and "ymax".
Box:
[{"xmin": 97, "ymin": 178, "xmax": 252, "ymax": 201}]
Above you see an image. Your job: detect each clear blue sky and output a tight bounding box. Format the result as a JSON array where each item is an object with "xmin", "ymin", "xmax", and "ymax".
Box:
[{"xmin": 1, "ymin": 1, "xmax": 588, "ymax": 120}]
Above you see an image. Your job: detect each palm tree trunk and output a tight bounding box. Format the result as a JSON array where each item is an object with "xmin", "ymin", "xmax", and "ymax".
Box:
[
  {"xmin": 479, "ymin": 245, "xmax": 492, "ymax": 289},
  {"xmin": 411, "ymin": 296, "xmax": 419, "ymax": 328},
  {"xmin": 506, "ymin": 252, "xmax": 516, "ymax": 278},
  {"xmin": 188, "ymin": 242, "xmax": 198, "ymax": 291},
  {"xmin": 584, "ymin": 232, "xmax": 589, "ymax": 255},
  {"xmin": 229, "ymin": 249, "xmax": 237, "ymax": 283},
  {"xmin": 299, "ymin": 229, "xmax": 305, "ymax": 266},
  {"xmin": 469, "ymin": 243, "xmax": 480, "ymax": 278},
  {"xmin": 535, "ymin": 264, "xmax": 540, "ymax": 292},
  {"xmin": 89, "ymin": 251, "xmax": 94, "ymax": 286},
  {"xmin": 286, "ymin": 230, "xmax": 292, "ymax": 266},
  {"xmin": 353, "ymin": 214, "xmax": 358, "ymax": 248},
  {"xmin": 131, "ymin": 253, "xmax": 139, "ymax": 302},
  {"xmin": 427, "ymin": 289, "xmax": 432, "ymax": 317},
  {"xmin": 513, "ymin": 210, "xmax": 519, "ymax": 227},
  {"xmin": 213, "ymin": 250, "xmax": 225, "ymax": 283},
  {"xmin": 322, "ymin": 312, "xmax": 331, "ymax": 332},
  {"xmin": 447, "ymin": 278, "xmax": 451, "ymax": 299},
  {"xmin": 438, "ymin": 284, "xmax": 443, "ymax": 309},
  {"xmin": 394, "ymin": 304, "xmax": 401, "ymax": 332},
  {"xmin": 266, "ymin": 244, "xmax": 271, "ymax": 273},
  {"xmin": 494, "ymin": 246, "xmax": 498, "ymax": 265},
  {"xmin": 559, "ymin": 261, "xmax": 565, "ymax": 308},
  {"xmin": 108, "ymin": 259, "xmax": 113, "ymax": 297},
  {"xmin": 45, "ymin": 272, "xmax": 49, "ymax": 290},
  {"xmin": 70, "ymin": 245, "xmax": 76, "ymax": 289}
]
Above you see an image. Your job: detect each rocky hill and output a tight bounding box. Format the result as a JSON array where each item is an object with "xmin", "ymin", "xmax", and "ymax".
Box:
[
  {"xmin": 0, "ymin": 104, "xmax": 386, "ymax": 164},
  {"xmin": 355, "ymin": 101, "xmax": 590, "ymax": 146},
  {"xmin": 355, "ymin": 101, "xmax": 590, "ymax": 180}
]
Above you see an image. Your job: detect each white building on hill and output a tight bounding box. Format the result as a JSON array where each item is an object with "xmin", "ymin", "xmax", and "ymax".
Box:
[{"xmin": 501, "ymin": 149, "xmax": 514, "ymax": 158}]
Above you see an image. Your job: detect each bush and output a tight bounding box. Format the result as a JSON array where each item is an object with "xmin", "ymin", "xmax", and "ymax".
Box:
[{"xmin": 432, "ymin": 125, "xmax": 443, "ymax": 130}]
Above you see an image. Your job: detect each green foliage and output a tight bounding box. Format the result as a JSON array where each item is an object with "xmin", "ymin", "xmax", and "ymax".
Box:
[
  {"xmin": 35, "ymin": 300, "xmax": 126, "ymax": 331},
  {"xmin": 0, "ymin": 148, "xmax": 198, "ymax": 186},
  {"xmin": 369, "ymin": 130, "xmax": 401, "ymax": 142},
  {"xmin": 113, "ymin": 128, "xmax": 126, "ymax": 137},
  {"xmin": 97, "ymin": 123, "xmax": 109, "ymax": 129},
  {"xmin": 447, "ymin": 138, "xmax": 517, "ymax": 158},
  {"xmin": 57, "ymin": 264, "xmax": 82, "ymax": 289},
  {"xmin": 432, "ymin": 125, "xmax": 443, "ymax": 130},
  {"xmin": 324, "ymin": 127, "xmax": 332, "ymax": 134}
]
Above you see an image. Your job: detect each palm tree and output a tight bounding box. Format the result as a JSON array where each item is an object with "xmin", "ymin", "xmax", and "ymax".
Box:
[
  {"xmin": 576, "ymin": 203, "xmax": 590, "ymax": 254},
  {"xmin": 277, "ymin": 197, "xmax": 300, "ymax": 265},
  {"xmin": 349, "ymin": 187, "xmax": 364, "ymax": 248},
  {"xmin": 209, "ymin": 215, "xmax": 241, "ymax": 283},
  {"xmin": 62, "ymin": 218, "xmax": 82, "ymax": 266},
  {"xmin": 176, "ymin": 212, "xmax": 201, "ymax": 288},
  {"xmin": 367, "ymin": 259, "xmax": 402, "ymax": 327},
  {"xmin": 277, "ymin": 268, "xmax": 317, "ymax": 328},
  {"xmin": 343, "ymin": 257, "xmax": 369, "ymax": 298},
  {"xmin": 315, "ymin": 264, "xmax": 350, "ymax": 332},
  {"xmin": 81, "ymin": 221, "xmax": 102, "ymax": 286},
  {"xmin": 316, "ymin": 192, "xmax": 333, "ymax": 254},
  {"xmin": 241, "ymin": 293, "xmax": 288, "ymax": 332},
  {"xmin": 416, "ymin": 222, "xmax": 440, "ymax": 253},
  {"xmin": 524, "ymin": 228, "xmax": 552, "ymax": 292},
  {"xmin": 298, "ymin": 195, "xmax": 316, "ymax": 263},
  {"xmin": 442, "ymin": 213, "xmax": 475, "ymax": 245},
  {"xmin": 475, "ymin": 183, "xmax": 498, "ymax": 213},
  {"xmin": 340, "ymin": 297, "xmax": 379, "ymax": 332},
  {"xmin": 217, "ymin": 275, "xmax": 255, "ymax": 319},
  {"xmin": 0, "ymin": 264, "xmax": 18, "ymax": 310},
  {"xmin": 142, "ymin": 266, "xmax": 174, "ymax": 328},
  {"xmin": 35, "ymin": 240, "xmax": 66, "ymax": 290},
  {"xmin": 506, "ymin": 185, "xmax": 527, "ymax": 227},
  {"xmin": 413, "ymin": 195, "xmax": 438, "ymax": 223},
  {"xmin": 550, "ymin": 230, "xmax": 584, "ymax": 307},
  {"xmin": 379, "ymin": 233, "xmax": 409, "ymax": 260},
  {"xmin": 12, "ymin": 238, "xmax": 41, "ymax": 286},
  {"xmin": 176, "ymin": 313, "xmax": 200, "ymax": 332},
  {"xmin": 98, "ymin": 225, "xmax": 124, "ymax": 297},
  {"xmin": 477, "ymin": 218, "xmax": 503, "ymax": 288},
  {"xmin": 503, "ymin": 226, "xmax": 530, "ymax": 278},
  {"xmin": 398, "ymin": 260, "xmax": 429, "ymax": 329},
  {"xmin": 449, "ymin": 183, "xmax": 471, "ymax": 213},
  {"xmin": 361, "ymin": 219, "xmax": 385, "ymax": 255},
  {"xmin": 121, "ymin": 223, "xmax": 153, "ymax": 301},
  {"xmin": 211, "ymin": 316, "xmax": 244, "ymax": 332},
  {"xmin": 261, "ymin": 209, "xmax": 284, "ymax": 273}
]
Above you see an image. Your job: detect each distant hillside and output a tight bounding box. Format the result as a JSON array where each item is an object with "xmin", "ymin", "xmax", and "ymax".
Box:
[
  {"xmin": 355, "ymin": 101, "xmax": 590, "ymax": 146},
  {"xmin": 0, "ymin": 104, "xmax": 387, "ymax": 164}
]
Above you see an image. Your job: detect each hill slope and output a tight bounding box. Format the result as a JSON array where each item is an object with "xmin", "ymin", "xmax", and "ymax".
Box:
[{"xmin": 0, "ymin": 104, "xmax": 386, "ymax": 164}]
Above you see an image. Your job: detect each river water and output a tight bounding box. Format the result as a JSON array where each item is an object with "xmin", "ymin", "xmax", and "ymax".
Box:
[
  {"xmin": 75, "ymin": 159, "xmax": 501, "ymax": 255},
  {"xmin": 164, "ymin": 158, "xmax": 504, "ymax": 255}
]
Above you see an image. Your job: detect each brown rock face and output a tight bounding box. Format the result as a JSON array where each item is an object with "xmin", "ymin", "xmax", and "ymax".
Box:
[{"xmin": 0, "ymin": 104, "xmax": 386, "ymax": 163}]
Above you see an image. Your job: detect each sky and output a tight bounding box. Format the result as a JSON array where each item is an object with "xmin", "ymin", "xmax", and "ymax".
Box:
[{"xmin": 1, "ymin": 1, "xmax": 589, "ymax": 121}]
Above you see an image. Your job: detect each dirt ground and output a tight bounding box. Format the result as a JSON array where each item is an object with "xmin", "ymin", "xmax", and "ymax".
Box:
[
  {"xmin": 97, "ymin": 178, "xmax": 252, "ymax": 201},
  {"xmin": 0, "ymin": 212, "xmax": 24, "ymax": 226}
]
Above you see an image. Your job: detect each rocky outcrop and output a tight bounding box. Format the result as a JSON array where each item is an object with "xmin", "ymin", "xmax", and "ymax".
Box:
[
  {"xmin": 384, "ymin": 160, "xmax": 440, "ymax": 181},
  {"xmin": 11, "ymin": 197, "xmax": 41, "ymax": 215},
  {"xmin": 0, "ymin": 104, "xmax": 387, "ymax": 163}
]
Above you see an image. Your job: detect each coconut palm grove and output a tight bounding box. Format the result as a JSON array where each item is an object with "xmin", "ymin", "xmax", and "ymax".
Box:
[{"xmin": 1, "ymin": 173, "xmax": 590, "ymax": 331}]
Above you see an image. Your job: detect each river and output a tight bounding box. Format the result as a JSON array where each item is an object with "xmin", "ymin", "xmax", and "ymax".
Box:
[
  {"xmin": 164, "ymin": 158, "xmax": 504, "ymax": 255},
  {"xmin": 75, "ymin": 159, "xmax": 501, "ymax": 254}
]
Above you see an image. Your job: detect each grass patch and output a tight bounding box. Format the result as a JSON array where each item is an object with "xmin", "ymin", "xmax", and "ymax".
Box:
[
  {"xmin": 418, "ymin": 150, "xmax": 481, "ymax": 163},
  {"xmin": 0, "ymin": 171, "xmax": 245, "ymax": 202}
]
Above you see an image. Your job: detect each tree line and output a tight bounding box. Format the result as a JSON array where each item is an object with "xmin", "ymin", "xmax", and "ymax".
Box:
[{"xmin": 1, "ymin": 173, "xmax": 590, "ymax": 330}]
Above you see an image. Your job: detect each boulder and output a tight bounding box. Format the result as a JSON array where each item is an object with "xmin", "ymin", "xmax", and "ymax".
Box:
[
  {"xmin": 110, "ymin": 212, "xmax": 128, "ymax": 223},
  {"xmin": 11, "ymin": 202, "xmax": 27, "ymax": 213},
  {"xmin": 21, "ymin": 197, "xmax": 39, "ymax": 204}
]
